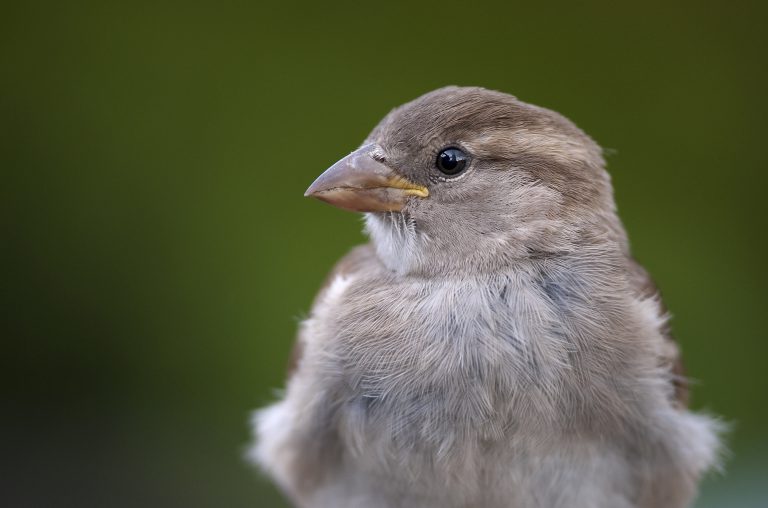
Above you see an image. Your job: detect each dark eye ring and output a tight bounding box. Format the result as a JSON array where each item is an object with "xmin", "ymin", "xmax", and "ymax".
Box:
[{"xmin": 436, "ymin": 147, "xmax": 469, "ymax": 176}]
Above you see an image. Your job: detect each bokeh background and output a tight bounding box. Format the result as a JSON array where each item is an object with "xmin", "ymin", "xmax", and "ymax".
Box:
[{"xmin": 2, "ymin": 1, "xmax": 766, "ymax": 506}]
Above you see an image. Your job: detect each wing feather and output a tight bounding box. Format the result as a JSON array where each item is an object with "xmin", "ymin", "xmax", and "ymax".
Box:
[
  {"xmin": 628, "ymin": 258, "xmax": 690, "ymax": 408},
  {"xmin": 285, "ymin": 244, "xmax": 378, "ymax": 378}
]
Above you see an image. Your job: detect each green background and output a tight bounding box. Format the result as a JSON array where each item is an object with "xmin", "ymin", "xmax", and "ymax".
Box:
[{"xmin": 2, "ymin": 1, "xmax": 766, "ymax": 506}]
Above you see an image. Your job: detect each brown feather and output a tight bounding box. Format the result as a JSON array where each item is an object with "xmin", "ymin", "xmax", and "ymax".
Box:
[
  {"xmin": 628, "ymin": 258, "xmax": 690, "ymax": 408},
  {"xmin": 286, "ymin": 244, "xmax": 378, "ymax": 378}
]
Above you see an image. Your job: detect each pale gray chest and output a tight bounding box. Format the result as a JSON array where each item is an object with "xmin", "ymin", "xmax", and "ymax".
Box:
[{"xmin": 323, "ymin": 270, "xmax": 585, "ymax": 450}]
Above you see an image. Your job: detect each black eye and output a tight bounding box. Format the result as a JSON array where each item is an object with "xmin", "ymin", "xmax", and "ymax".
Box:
[{"xmin": 436, "ymin": 147, "xmax": 469, "ymax": 176}]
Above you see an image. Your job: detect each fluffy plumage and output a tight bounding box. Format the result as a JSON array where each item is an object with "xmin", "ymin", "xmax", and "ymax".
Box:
[{"xmin": 251, "ymin": 87, "xmax": 721, "ymax": 508}]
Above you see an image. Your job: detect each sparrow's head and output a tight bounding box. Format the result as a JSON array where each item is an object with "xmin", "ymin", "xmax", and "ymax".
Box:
[{"xmin": 306, "ymin": 87, "xmax": 622, "ymax": 275}]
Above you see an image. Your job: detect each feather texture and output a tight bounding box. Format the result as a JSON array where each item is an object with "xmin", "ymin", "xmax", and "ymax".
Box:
[{"xmin": 251, "ymin": 87, "xmax": 721, "ymax": 508}]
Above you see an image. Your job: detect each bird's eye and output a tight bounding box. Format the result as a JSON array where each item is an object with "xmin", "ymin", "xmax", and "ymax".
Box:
[{"xmin": 436, "ymin": 147, "xmax": 469, "ymax": 176}]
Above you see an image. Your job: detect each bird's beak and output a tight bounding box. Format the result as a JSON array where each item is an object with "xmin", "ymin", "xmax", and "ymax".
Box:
[{"xmin": 304, "ymin": 144, "xmax": 429, "ymax": 212}]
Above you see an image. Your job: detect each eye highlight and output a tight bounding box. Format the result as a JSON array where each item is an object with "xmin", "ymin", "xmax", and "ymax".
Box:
[{"xmin": 436, "ymin": 147, "xmax": 469, "ymax": 176}]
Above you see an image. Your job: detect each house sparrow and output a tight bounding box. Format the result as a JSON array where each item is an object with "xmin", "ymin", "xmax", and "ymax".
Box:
[{"xmin": 251, "ymin": 87, "xmax": 721, "ymax": 508}]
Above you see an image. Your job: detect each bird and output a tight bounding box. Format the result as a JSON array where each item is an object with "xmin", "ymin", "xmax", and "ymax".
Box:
[{"xmin": 250, "ymin": 86, "xmax": 722, "ymax": 508}]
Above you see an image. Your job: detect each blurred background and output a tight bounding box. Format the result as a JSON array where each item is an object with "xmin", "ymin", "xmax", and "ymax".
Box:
[{"xmin": 2, "ymin": 1, "xmax": 766, "ymax": 506}]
